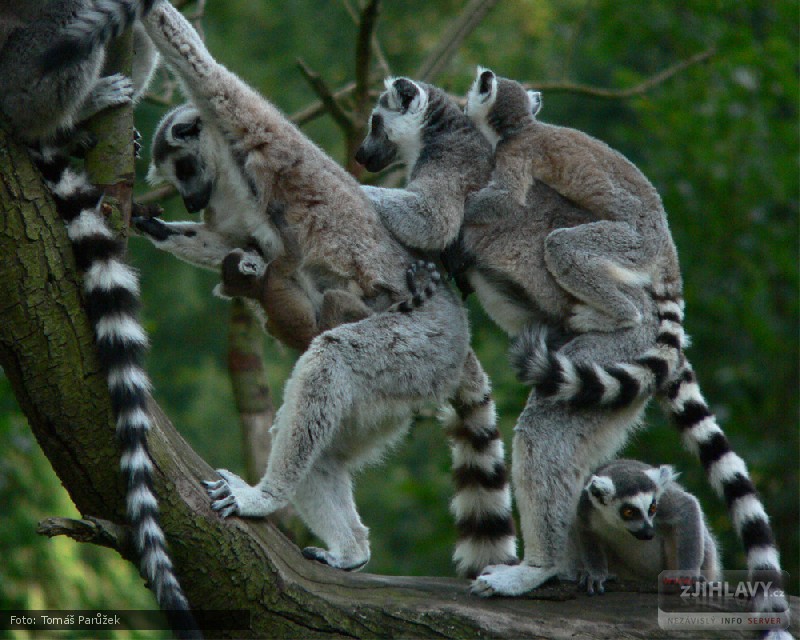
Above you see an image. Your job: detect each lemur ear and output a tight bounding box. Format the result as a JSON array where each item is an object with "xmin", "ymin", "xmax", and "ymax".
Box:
[
  {"xmin": 647, "ymin": 465, "xmax": 678, "ymax": 491},
  {"xmin": 172, "ymin": 116, "xmax": 202, "ymax": 140},
  {"xmin": 587, "ymin": 475, "xmax": 615, "ymax": 505},
  {"xmin": 477, "ymin": 67, "xmax": 496, "ymax": 98},
  {"xmin": 527, "ymin": 90, "xmax": 542, "ymax": 116},
  {"xmin": 392, "ymin": 78, "xmax": 421, "ymax": 113}
]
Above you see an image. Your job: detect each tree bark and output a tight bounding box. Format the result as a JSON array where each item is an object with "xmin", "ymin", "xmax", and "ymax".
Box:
[{"xmin": 3, "ymin": 128, "xmax": 797, "ymax": 639}]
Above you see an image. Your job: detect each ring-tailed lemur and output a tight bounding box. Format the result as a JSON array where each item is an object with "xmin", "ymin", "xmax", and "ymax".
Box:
[
  {"xmin": 137, "ymin": 103, "xmax": 440, "ymax": 352},
  {"xmin": 568, "ymin": 459, "xmax": 720, "ymax": 595},
  {"xmin": 355, "ymin": 76, "xmax": 520, "ymax": 575},
  {"xmin": 50, "ymin": 0, "xmax": 517, "ymax": 579},
  {"xmin": 462, "ymin": 70, "xmax": 785, "ymax": 624},
  {"xmin": 6, "ymin": 2, "xmax": 196, "ymax": 635}
]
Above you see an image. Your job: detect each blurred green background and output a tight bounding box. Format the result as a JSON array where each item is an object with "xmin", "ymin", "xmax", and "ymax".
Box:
[{"xmin": 1, "ymin": 0, "xmax": 797, "ymax": 632}]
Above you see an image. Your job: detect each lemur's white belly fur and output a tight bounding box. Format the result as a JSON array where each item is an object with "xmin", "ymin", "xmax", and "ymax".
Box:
[{"xmin": 468, "ymin": 270, "xmax": 535, "ymax": 336}]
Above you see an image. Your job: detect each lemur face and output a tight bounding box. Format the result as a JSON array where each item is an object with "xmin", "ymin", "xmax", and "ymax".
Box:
[
  {"xmin": 585, "ymin": 465, "xmax": 675, "ymax": 541},
  {"xmin": 355, "ymin": 77, "xmax": 429, "ymax": 172},
  {"xmin": 465, "ymin": 67, "xmax": 542, "ymax": 148},
  {"xmin": 148, "ymin": 104, "xmax": 214, "ymax": 213}
]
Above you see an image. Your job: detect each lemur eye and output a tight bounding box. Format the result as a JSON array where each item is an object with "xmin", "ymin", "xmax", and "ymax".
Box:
[
  {"xmin": 649, "ymin": 502, "xmax": 657, "ymax": 517},
  {"xmin": 174, "ymin": 157, "xmax": 197, "ymax": 182},
  {"xmin": 620, "ymin": 507, "xmax": 637, "ymax": 520},
  {"xmin": 172, "ymin": 118, "xmax": 202, "ymax": 140}
]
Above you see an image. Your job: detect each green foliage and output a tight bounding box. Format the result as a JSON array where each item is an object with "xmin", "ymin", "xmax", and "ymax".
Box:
[
  {"xmin": 0, "ymin": 376, "xmax": 165, "ymax": 638},
  {"xmin": 2, "ymin": 0, "xmax": 796, "ymax": 613}
]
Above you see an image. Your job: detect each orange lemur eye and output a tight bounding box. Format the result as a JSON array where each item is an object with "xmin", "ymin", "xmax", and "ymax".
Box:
[
  {"xmin": 621, "ymin": 507, "xmax": 636, "ymax": 520},
  {"xmin": 649, "ymin": 502, "xmax": 657, "ymax": 517}
]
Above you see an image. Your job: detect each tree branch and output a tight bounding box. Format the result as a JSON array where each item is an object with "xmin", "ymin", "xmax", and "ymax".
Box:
[
  {"xmin": 342, "ymin": 0, "xmax": 390, "ymax": 78},
  {"xmin": 354, "ymin": 0, "xmax": 382, "ymax": 119},
  {"xmin": 415, "ymin": 0, "xmax": 500, "ymax": 82},
  {"xmin": 530, "ymin": 47, "xmax": 717, "ymax": 98},
  {"xmin": 296, "ymin": 58, "xmax": 354, "ymax": 136},
  {"xmin": 37, "ymin": 516, "xmax": 136, "ymax": 560}
]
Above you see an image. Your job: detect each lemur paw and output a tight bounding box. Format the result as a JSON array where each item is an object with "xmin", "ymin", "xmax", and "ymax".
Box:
[
  {"xmin": 567, "ymin": 304, "xmax": 641, "ymax": 333},
  {"xmin": 132, "ymin": 215, "xmax": 176, "ymax": 242},
  {"xmin": 203, "ymin": 469, "xmax": 284, "ymax": 518},
  {"xmin": 578, "ymin": 571, "xmax": 608, "ymax": 596},
  {"xmin": 302, "ymin": 547, "xmax": 370, "ymax": 572},
  {"xmin": 93, "ymin": 73, "xmax": 135, "ymax": 107},
  {"xmin": 391, "ymin": 260, "xmax": 441, "ymax": 312},
  {"xmin": 470, "ymin": 564, "xmax": 558, "ymax": 598}
]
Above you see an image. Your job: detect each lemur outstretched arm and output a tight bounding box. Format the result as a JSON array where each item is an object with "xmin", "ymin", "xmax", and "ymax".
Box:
[
  {"xmin": 361, "ymin": 183, "xmax": 463, "ymax": 251},
  {"xmin": 142, "ymin": 1, "xmax": 299, "ymax": 204},
  {"xmin": 133, "ymin": 218, "xmax": 239, "ymax": 270}
]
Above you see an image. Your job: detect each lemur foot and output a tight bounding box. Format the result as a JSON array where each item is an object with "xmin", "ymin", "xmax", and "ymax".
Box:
[
  {"xmin": 470, "ymin": 563, "xmax": 558, "ymax": 597},
  {"xmin": 578, "ymin": 571, "xmax": 608, "ymax": 596},
  {"xmin": 567, "ymin": 304, "xmax": 641, "ymax": 333},
  {"xmin": 90, "ymin": 73, "xmax": 135, "ymax": 110},
  {"xmin": 203, "ymin": 469, "xmax": 284, "ymax": 518},
  {"xmin": 302, "ymin": 547, "xmax": 370, "ymax": 572}
]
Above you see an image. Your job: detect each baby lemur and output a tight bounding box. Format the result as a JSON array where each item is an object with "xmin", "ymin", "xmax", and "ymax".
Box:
[
  {"xmin": 54, "ymin": 0, "xmax": 518, "ymax": 579},
  {"xmin": 570, "ymin": 459, "xmax": 720, "ymax": 595}
]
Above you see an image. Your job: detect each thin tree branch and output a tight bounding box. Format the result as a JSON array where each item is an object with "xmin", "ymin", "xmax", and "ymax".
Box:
[
  {"xmin": 137, "ymin": 183, "xmax": 176, "ymax": 204},
  {"xmin": 342, "ymin": 0, "xmax": 391, "ymax": 77},
  {"xmin": 37, "ymin": 517, "xmax": 135, "ymax": 560},
  {"xmin": 354, "ymin": 0, "xmax": 381, "ymax": 118},
  {"xmin": 296, "ymin": 58, "xmax": 355, "ymax": 136},
  {"xmin": 289, "ymin": 82, "xmax": 357, "ymax": 126},
  {"xmin": 415, "ymin": 0, "xmax": 501, "ymax": 83},
  {"xmin": 530, "ymin": 47, "xmax": 717, "ymax": 98}
]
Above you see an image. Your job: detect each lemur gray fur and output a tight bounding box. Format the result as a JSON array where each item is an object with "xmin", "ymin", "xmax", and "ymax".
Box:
[
  {"xmin": 137, "ymin": 104, "xmax": 441, "ymax": 352},
  {"xmin": 355, "ymin": 76, "xmax": 519, "ymax": 575},
  {"xmin": 8, "ymin": 2, "xmax": 197, "ymax": 635},
  {"xmin": 461, "ymin": 70, "xmax": 784, "ymax": 622},
  {"xmin": 1, "ymin": 0, "xmax": 158, "ymax": 145},
  {"xmin": 569, "ymin": 459, "xmax": 720, "ymax": 595},
  {"xmin": 98, "ymin": 0, "xmax": 516, "ymax": 578}
]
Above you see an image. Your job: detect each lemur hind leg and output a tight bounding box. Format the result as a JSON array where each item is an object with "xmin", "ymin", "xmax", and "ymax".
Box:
[
  {"xmin": 206, "ymin": 290, "xmax": 470, "ymax": 569},
  {"xmin": 472, "ymin": 324, "xmax": 655, "ymax": 597},
  {"xmin": 545, "ymin": 220, "xmax": 652, "ymax": 333}
]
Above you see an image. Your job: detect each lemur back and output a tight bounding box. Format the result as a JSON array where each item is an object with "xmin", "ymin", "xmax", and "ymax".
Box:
[{"xmin": 571, "ymin": 459, "xmax": 720, "ymax": 595}]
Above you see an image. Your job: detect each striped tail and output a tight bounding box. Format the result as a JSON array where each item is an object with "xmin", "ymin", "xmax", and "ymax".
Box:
[
  {"xmin": 442, "ymin": 351, "xmax": 517, "ymax": 578},
  {"xmin": 41, "ymin": 0, "xmax": 157, "ymax": 72},
  {"xmin": 389, "ymin": 260, "xmax": 442, "ymax": 312},
  {"xmin": 664, "ymin": 361, "xmax": 789, "ymax": 637},
  {"xmin": 34, "ymin": 150, "xmax": 200, "ymax": 639},
  {"xmin": 510, "ymin": 295, "xmax": 686, "ymax": 410}
]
